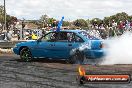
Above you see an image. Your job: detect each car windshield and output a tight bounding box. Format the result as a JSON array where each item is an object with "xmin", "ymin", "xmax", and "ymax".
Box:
[{"xmin": 78, "ymin": 30, "xmax": 101, "ymax": 40}]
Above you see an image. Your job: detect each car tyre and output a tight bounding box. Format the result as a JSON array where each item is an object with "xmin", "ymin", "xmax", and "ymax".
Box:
[
  {"xmin": 20, "ymin": 47, "xmax": 32, "ymax": 62},
  {"xmin": 68, "ymin": 51, "xmax": 85, "ymax": 64}
]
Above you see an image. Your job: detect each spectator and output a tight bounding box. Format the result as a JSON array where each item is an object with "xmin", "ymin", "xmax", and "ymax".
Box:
[
  {"xmin": 98, "ymin": 24, "xmax": 107, "ymax": 38},
  {"xmin": 6, "ymin": 31, "xmax": 13, "ymax": 41},
  {"xmin": 118, "ymin": 21, "xmax": 124, "ymax": 34},
  {"xmin": 28, "ymin": 33, "xmax": 32, "ymax": 40},
  {"xmin": 94, "ymin": 24, "xmax": 98, "ymax": 30},
  {"xmin": 42, "ymin": 29, "xmax": 46, "ymax": 35},
  {"xmin": 111, "ymin": 20, "xmax": 117, "ymax": 36},
  {"xmin": 130, "ymin": 21, "xmax": 132, "ymax": 31},
  {"xmin": 32, "ymin": 33, "xmax": 37, "ymax": 40},
  {"xmin": 125, "ymin": 20, "xmax": 130, "ymax": 31},
  {"xmin": 99, "ymin": 24, "xmax": 105, "ymax": 30},
  {"xmin": 17, "ymin": 33, "xmax": 20, "ymax": 40},
  {"xmin": 112, "ymin": 20, "xmax": 117, "ymax": 29},
  {"xmin": 109, "ymin": 27, "xmax": 115, "ymax": 37}
]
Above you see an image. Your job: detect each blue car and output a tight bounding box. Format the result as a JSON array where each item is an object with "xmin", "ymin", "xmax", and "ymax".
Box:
[{"xmin": 13, "ymin": 30, "xmax": 104, "ymax": 64}]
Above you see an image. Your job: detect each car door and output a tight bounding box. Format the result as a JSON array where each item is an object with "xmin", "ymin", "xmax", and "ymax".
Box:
[
  {"xmin": 53, "ymin": 32, "xmax": 69, "ymax": 59},
  {"xmin": 32, "ymin": 32, "xmax": 58, "ymax": 58},
  {"xmin": 67, "ymin": 33, "xmax": 84, "ymax": 57},
  {"xmin": 54, "ymin": 32, "xmax": 84, "ymax": 59}
]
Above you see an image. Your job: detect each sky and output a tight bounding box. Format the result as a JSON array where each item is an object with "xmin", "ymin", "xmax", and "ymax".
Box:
[{"xmin": 0, "ymin": 0, "xmax": 132, "ymax": 21}]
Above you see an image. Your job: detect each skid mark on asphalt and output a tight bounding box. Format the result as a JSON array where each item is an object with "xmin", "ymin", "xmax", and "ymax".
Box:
[
  {"xmin": 0, "ymin": 55, "xmax": 132, "ymax": 88},
  {"xmin": 0, "ymin": 59, "xmax": 88, "ymax": 88},
  {"xmin": 0, "ymin": 68, "xmax": 98, "ymax": 88}
]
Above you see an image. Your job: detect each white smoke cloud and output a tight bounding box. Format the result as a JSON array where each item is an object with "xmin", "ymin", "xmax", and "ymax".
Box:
[{"xmin": 102, "ymin": 31, "xmax": 132, "ymax": 65}]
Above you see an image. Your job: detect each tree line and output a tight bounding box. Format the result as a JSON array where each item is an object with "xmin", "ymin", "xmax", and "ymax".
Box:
[
  {"xmin": 1, "ymin": 3, "xmax": 132, "ymax": 30},
  {"xmin": 0, "ymin": 5, "xmax": 17, "ymax": 32},
  {"xmin": 39, "ymin": 12, "xmax": 132, "ymax": 29}
]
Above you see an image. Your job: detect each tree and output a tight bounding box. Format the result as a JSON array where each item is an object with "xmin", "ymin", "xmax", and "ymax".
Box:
[
  {"xmin": 103, "ymin": 12, "xmax": 129, "ymax": 25},
  {"xmin": 128, "ymin": 16, "xmax": 132, "ymax": 22},
  {"xmin": 0, "ymin": 5, "xmax": 4, "ymax": 24},
  {"xmin": 39, "ymin": 14, "xmax": 57, "ymax": 28},
  {"xmin": 47, "ymin": 18, "xmax": 57, "ymax": 27},
  {"xmin": 62, "ymin": 21, "xmax": 70, "ymax": 26},
  {"xmin": 0, "ymin": 5, "xmax": 18, "ymax": 31},
  {"xmin": 73, "ymin": 19, "xmax": 88, "ymax": 27},
  {"xmin": 103, "ymin": 17, "xmax": 110, "ymax": 26},
  {"xmin": 40, "ymin": 14, "xmax": 49, "ymax": 28},
  {"xmin": 90, "ymin": 18, "xmax": 102, "ymax": 26},
  {"xmin": 6, "ymin": 15, "xmax": 17, "ymax": 30},
  {"xmin": 116, "ymin": 12, "xmax": 129, "ymax": 22}
]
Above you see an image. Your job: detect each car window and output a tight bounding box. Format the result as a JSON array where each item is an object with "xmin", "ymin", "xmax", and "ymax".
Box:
[
  {"xmin": 56, "ymin": 32, "xmax": 75, "ymax": 42},
  {"xmin": 56, "ymin": 32, "xmax": 84, "ymax": 42},
  {"xmin": 67, "ymin": 32, "xmax": 75, "ymax": 42},
  {"xmin": 58, "ymin": 32, "xmax": 68, "ymax": 41},
  {"xmin": 74, "ymin": 35, "xmax": 84, "ymax": 42},
  {"xmin": 41, "ymin": 32, "xmax": 84, "ymax": 42},
  {"xmin": 41, "ymin": 32, "xmax": 58, "ymax": 41}
]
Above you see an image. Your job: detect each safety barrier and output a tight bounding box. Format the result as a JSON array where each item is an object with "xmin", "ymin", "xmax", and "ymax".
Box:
[{"xmin": 0, "ymin": 41, "xmax": 27, "ymax": 48}]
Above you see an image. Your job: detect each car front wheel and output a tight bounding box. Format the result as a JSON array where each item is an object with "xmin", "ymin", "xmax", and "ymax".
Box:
[{"xmin": 20, "ymin": 47, "xmax": 32, "ymax": 62}]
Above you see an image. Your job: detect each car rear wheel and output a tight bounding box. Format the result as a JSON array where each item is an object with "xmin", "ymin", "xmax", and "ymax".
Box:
[
  {"xmin": 68, "ymin": 51, "xmax": 85, "ymax": 64},
  {"xmin": 20, "ymin": 47, "xmax": 32, "ymax": 62}
]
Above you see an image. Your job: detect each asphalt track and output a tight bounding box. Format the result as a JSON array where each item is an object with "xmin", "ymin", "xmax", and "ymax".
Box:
[{"xmin": 0, "ymin": 54, "xmax": 132, "ymax": 88}]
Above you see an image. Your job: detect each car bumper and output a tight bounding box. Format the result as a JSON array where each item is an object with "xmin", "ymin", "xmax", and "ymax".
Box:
[
  {"xmin": 85, "ymin": 49, "xmax": 104, "ymax": 59},
  {"xmin": 13, "ymin": 47, "xmax": 19, "ymax": 55}
]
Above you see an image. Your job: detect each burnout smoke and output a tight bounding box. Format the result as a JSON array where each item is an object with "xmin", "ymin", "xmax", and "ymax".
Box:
[
  {"xmin": 102, "ymin": 31, "xmax": 132, "ymax": 65},
  {"xmin": 70, "ymin": 42, "xmax": 91, "ymax": 55}
]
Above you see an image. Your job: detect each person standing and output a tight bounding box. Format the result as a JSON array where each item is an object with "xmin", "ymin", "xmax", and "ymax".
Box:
[
  {"xmin": 112, "ymin": 20, "xmax": 117, "ymax": 36},
  {"xmin": 125, "ymin": 20, "xmax": 130, "ymax": 31},
  {"xmin": 118, "ymin": 21, "xmax": 124, "ymax": 34},
  {"xmin": 17, "ymin": 32, "xmax": 20, "ymax": 40}
]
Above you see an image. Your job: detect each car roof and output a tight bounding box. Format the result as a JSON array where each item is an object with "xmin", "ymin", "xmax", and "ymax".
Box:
[{"xmin": 60, "ymin": 29, "xmax": 85, "ymax": 33}]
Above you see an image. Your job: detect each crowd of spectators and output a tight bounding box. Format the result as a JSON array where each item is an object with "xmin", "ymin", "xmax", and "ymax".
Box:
[
  {"xmin": 90, "ymin": 20, "xmax": 132, "ymax": 39},
  {"xmin": 1, "ymin": 19, "xmax": 132, "ymax": 41}
]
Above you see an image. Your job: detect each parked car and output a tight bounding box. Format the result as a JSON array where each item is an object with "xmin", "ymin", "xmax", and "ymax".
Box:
[{"xmin": 13, "ymin": 30, "xmax": 105, "ymax": 64}]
